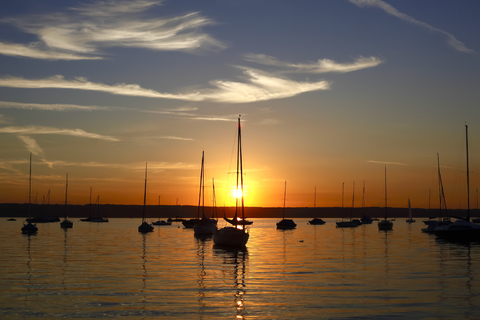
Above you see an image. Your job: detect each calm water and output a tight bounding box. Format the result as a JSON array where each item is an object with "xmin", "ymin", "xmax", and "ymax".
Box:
[{"xmin": 1, "ymin": 218, "xmax": 480, "ymax": 319}]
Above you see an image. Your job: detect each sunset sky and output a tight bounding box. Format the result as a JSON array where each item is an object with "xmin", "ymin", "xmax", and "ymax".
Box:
[{"xmin": 1, "ymin": 0, "xmax": 480, "ymax": 209}]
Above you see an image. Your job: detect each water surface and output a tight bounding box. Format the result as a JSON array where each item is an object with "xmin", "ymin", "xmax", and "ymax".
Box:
[{"xmin": 1, "ymin": 218, "xmax": 480, "ymax": 319}]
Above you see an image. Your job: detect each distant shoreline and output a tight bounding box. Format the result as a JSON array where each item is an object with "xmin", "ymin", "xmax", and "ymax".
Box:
[{"xmin": 1, "ymin": 203, "xmax": 478, "ymax": 219}]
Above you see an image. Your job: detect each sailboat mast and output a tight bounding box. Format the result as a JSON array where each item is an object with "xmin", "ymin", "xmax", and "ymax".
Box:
[
  {"xmin": 239, "ymin": 116, "xmax": 245, "ymax": 222},
  {"xmin": 314, "ymin": 186, "xmax": 316, "ymax": 208},
  {"xmin": 198, "ymin": 151, "xmax": 204, "ymax": 219},
  {"xmin": 28, "ymin": 153, "xmax": 32, "ymax": 219},
  {"xmin": 351, "ymin": 181, "xmax": 355, "ymax": 221},
  {"xmin": 212, "ymin": 178, "xmax": 217, "ymax": 219},
  {"xmin": 283, "ymin": 181, "xmax": 287, "ymax": 219},
  {"xmin": 142, "ymin": 162, "xmax": 147, "ymax": 223},
  {"xmin": 65, "ymin": 173, "xmax": 68, "ymax": 219},
  {"xmin": 384, "ymin": 166, "xmax": 387, "ymax": 220},
  {"xmin": 466, "ymin": 124, "xmax": 470, "ymax": 221}
]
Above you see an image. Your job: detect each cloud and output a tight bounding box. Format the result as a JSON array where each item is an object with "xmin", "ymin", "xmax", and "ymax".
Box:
[
  {"xmin": 366, "ymin": 160, "xmax": 408, "ymax": 166},
  {"xmin": 0, "ymin": 0, "xmax": 225, "ymax": 60},
  {"xmin": 0, "ymin": 100, "xmax": 115, "ymax": 111},
  {"xmin": 0, "ymin": 70, "xmax": 331, "ymax": 103},
  {"xmin": 244, "ymin": 54, "xmax": 383, "ymax": 73},
  {"xmin": 39, "ymin": 159, "xmax": 195, "ymax": 171},
  {"xmin": 349, "ymin": 0, "xmax": 474, "ymax": 53},
  {"xmin": 0, "ymin": 125, "xmax": 119, "ymax": 141},
  {"xmin": 0, "ymin": 42, "xmax": 102, "ymax": 60},
  {"xmin": 17, "ymin": 135, "xmax": 44, "ymax": 157},
  {"xmin": 158, "ymin": 136, "xmax": 194, "ymax": 141}
]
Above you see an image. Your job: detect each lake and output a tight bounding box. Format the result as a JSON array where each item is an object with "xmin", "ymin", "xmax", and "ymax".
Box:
[{"xmin": 1, "ymin": 218, "xmax": 480, "ymax": 319}]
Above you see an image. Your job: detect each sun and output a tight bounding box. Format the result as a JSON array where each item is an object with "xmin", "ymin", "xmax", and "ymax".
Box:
[{"xmin": 233, "ymin": 188, "xmax": 243, "ymax": 198}]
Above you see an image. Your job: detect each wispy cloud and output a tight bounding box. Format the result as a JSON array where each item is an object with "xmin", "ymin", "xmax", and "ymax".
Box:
[
  {"xmin": 17, "ymin": 135, "xmax": 44, "ymax": 157},
  {"xmin": 0, "ymin": 0, "xmax": 225, "ymax": 60},
  {"xmin": 158, "ymin": 136, "xmax": 194, "ymax": 141},
  {"xmin": 366, "ymin": 160, "xmax": 408, "ymax": 166},
  {"xmin": 0, "ymin": 42, "xmax": 102, "ymax": 60},
  {"xmin": 0, "ymin": 100, "xmax": 115, "ymax": 111},
  {"xmin": 244, "ymin": 54, "xmax": 383, "ymax": 73},
  {"xmin": 0, "ymin": 125, "xmax": 119, "ymax": 141},
  {"xmin": 349, "ymin": 0, "xmax": 474, "ymax": 53},
  {"xmin": 0, "ymin": 70, "xmax": 331, "ymax": 103},
  {"xmin": 39, "ymin": 159, "xmax": 195, "ymax": 170}
]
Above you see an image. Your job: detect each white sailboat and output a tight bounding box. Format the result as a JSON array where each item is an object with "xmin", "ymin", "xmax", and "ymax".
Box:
[
  {"xmin": 138, "ymin": 162, "xmax": 154, "ymax": 233},
  {"xmin": 60, "ymin": 173, "xmax": 74, "ymax": 229},
  {"xmin": 194, "ymin": 151, "xmax": 218, "ymax": 236},
  {"xmin": 213, "ymin": 116, "xmax": 249, "ymax": 247},
  {"xmin": 406, "ymin": 197, "xmax": 415, "ymax": 223},
  {"xmin": 434, "ymin": 125, "xmax": 480, "ymax": 241},
  {"xmin": 277, "ymin": 181, "xmax": 297, "ymax": 229},
  {"xmin": 21, "ymin": 153, "xmax": 38, "ymax": 235},
  {"xmin": 378, "ymin": 166, "xmax": 393, "ymax": 230}
]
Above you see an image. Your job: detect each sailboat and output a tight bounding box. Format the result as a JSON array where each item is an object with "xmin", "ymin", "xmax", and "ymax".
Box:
[
  {"xmin": 21, "ymin": 153, "xmax": 38, "ymax": 235},
  {"xmin": 360, "ymin": 181, "xmax": 373, "ymax": 224},
  {"xmin": 80, "ymin": 187, "xmax": 96, "ymax": 221},
  {"xmin": 194, "ymin": 151, "xmax": 218, "ymax": 236},
  {"xmin": 308, "ymin": 186, "xmax": 325, "ymax": 225},
  {"xmin": 378, "ymin": 167, "xmax": 393, "ymax": 230},
  {"xmin": 90, "ymin": 195, "xmax": 109, "ymax": 222},
  {"xmin": 277, "ymin": 181, "xmax": 297, "ymax": 229},
  {"xmin": 406, "ymin": 197, "xmax": 415, "ymax": 223},
  {"xmin": 60, "ymin": 173, "xmax": 74, "ymax": 229},
  {"xmin": 434, "ymin": 125, "xmax": 480, "ymax": 241},
  {"xmin": 336, "ymin": 181, "xmax": 359, "ymax": 228},
  {"xmin": 213, "ymin": 116, "xmax": 250, "ymax": 247},
  {"xmin": 152, "ymin": 196, "xmax": 172, "ymax": 225},
  {"xmin": 138, "ymin": 162, "xmax": 154, "ymax": 233},
  {"xmin": 421, "ymin": 154, "xmax": 452, "ymax": 233}
]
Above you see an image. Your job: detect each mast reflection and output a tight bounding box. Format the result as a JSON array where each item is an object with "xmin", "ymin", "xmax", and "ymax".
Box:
[{"xmin": 213, "ymin": 245, "xmax": 248, "ymax": 319}]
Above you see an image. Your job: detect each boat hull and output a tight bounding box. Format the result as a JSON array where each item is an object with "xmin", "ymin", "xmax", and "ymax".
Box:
[
  {"xmin": 60, "ymin": 219, "xmax": 74, "ymax": 229},
  {"xmin": 377, "ymin": 220, "xmax": 393, "ymax": 230},
  {"xmin": 276, "ymin": 219, "xmax": 297, "ymax": 229},
  {"xmin": 213, "ymin": 227, "xmax": 249, "ymax": 247},
  {"xmin": 138, "ymin": 221, "xmax": 154, "ymax": 233},
  {"xmin": 194, "ymin": 222, "xmax": 217, "ymax": 236},
  {"xmin": 21, "ymin": 222, "xmax": 38, "ymax": 234},
  {"xmin": 308, "ymin": 218, "xmax": 325, "ymax": 225},
  {"xmin": 336, "ymin": 221, "xmax": 358, "ymax": 228}
]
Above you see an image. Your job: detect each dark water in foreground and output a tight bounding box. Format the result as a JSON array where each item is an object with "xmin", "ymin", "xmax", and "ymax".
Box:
[{"xmin": 1, "ymin": 218, "xmax": 480, "ymax": 319}]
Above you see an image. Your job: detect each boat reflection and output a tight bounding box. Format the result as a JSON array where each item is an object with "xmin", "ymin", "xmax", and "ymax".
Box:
[
  {"xmin": 196, "ymin": 237, "xmax": 208, "ymax": 317},
  {"xmin": 212, "ymin": 245, "xmax": 248, "ymax": 319}
]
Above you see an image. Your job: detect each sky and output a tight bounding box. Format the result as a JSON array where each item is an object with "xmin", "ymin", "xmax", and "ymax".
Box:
[{"xmin": 1, "ymin": 0, "xmax": 480, "ymax": 209}]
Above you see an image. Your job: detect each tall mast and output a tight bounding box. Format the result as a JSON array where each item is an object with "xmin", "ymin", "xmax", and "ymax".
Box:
[
  {"xmin": 314, "ymin": 186, "xmax": 316, "ymax": 208},
  {"xmin": 198, "ymin": 151, "xmax": 204, "ymax": 219},
  {"xmin": 384, "ymin": 166, "xmax": 387, "ymax": 220},
  {"xmin": 238, "ymin": 116, "xmax": 245, "ymax": 223},
  {"xmin": 283, "ymin": 181, "xmax": 287, "ymax": 219},
  {"xmin": 342, "ymin": 182, "xmax": 344, "ymax": 208},
  {"xmin": 28, "ymin": 153, "xmax": 32, "ymax": 219},
  {"xmin": 351, "ymin": 181, "xmax": 355, "ymax": 221},
  {"xmin": 466, "ymin": 124, "xmax": 470, "ymax": 221},
  {"xmin": 142, "ymin": 162, "xmax": 147, "ymax": 223},
  {"xmin": 65, "ymin": 173, "xmax": 68, "ymax": 219}
]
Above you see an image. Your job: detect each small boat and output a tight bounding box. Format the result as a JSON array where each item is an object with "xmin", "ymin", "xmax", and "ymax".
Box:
[
  {"xmin": 7, "ymin": 218, "xmax": 16, "ymax": 221},
  {"xmin": 378, "ymin": 167, "xmax": 393, "ymax": 231},
  {"xmin": 138, "ymin": 162, "xmax": 154, "ymax": 233},
  {"xmin": 224, "ymin": 211, "xmax": 253, "ymax": 225},
  {"xmin": 21, "ymin": 154, "xmax": 38, "ymax": 235},
  {"xmin": 406, "ymin": 197, "xmax": 415, "ymax": 223},
  {"xmin": 434, "ymin": 125, "xmax": 480, "ymax": 241},
  {"xmin": 277, "ymin": 181, "xmax": 297, "ymax": 229},
  {"xmin": 361, "ymin": 215, "xmax": 373, "ymax": 224},
  {"xmin": 213, "ymin": 116, "xmax": 249, "ymax": 247},
  {"xmin": 308, "ymin": 218, "xmax": 325, "ymax": 225},
  {"xmin": 308, "ymin": 186, "xmax": 325, "ymax": 225},
  {"xmin": 152, "ymin": 196, "xmax": 171, "ymax": 226},
  {"xmin": 194, "ymin": 152, "xmax": 218, "ymax": 236},
  {"xmin": 336, "ymin": 182, "xmax": 359, "ymax": 228}
]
